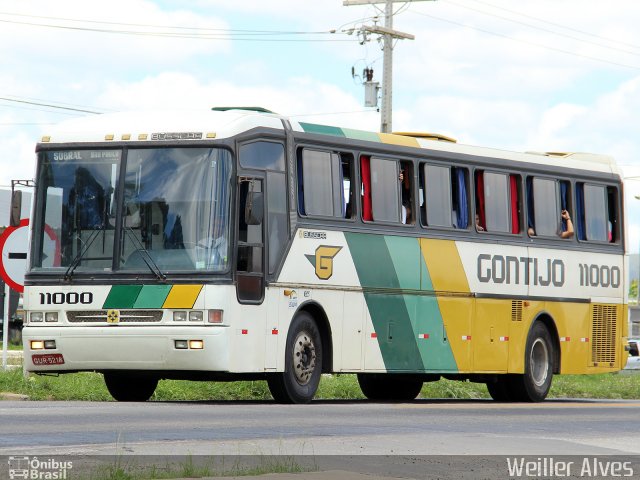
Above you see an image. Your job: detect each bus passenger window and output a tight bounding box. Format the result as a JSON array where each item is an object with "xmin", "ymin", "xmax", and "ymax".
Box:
[
  {"xmin": 528, "ymin": 177, "xmax": 573, "ymax": 239},
  {"xmin": 298, "ymin": 149, "xmax": 352, "ymax": 219},
  {"xmin": 422, "ymin": 164, "xmax": 452, "ymax": 227},
  {"xmin": 475, "ymin": 170, "xmax": 512, "ymax": 233},
  {"xmin": 367, "ymin": 157, "xmax": 402, "ymax": 223},
  {"xmin": 576, "ymin": 183, "xmax": 616, "ymax": 242}
]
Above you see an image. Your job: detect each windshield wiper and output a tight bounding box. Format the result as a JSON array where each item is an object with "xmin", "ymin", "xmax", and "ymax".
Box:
[
  {"xmin": 122, "ymin": 227, "xmax": 167, "ymax": 282},
  {"xmin": 64, "ymin": 228, "xmax": 104, "ymax": 281}
]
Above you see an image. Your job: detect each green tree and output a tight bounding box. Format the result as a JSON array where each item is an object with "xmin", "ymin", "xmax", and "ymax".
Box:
[{"xmin": 630, "ymin": 279, "xmax": 638, "ymax": 303}]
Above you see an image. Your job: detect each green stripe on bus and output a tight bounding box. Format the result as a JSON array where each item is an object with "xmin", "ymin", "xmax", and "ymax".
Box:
[
  {"xmin": 133, "ymin": 285, "xmax": 173, "ymax": 308},
  {"xmin": 103, "ymin": 285, "xmax": 143, "ymax": 309},
  {"xmin": 345, "ymin": 233, "xmax": 424, "ymax": 371},
  {"xmin": 385, "ymin": 236, "xmax": 458, "ymax": 371},
  {"xmin": 299, "ymin": 122, "xmax": 346, "ymax": 137},
  {"xmin": 341, "ymin": 128, "xmax": 381, "ymax": 143}
]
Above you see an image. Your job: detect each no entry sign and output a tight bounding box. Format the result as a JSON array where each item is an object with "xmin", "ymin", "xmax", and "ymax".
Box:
[{"xmin": 0, "ymin": 219, "xmax": 30, "ymax": 292}]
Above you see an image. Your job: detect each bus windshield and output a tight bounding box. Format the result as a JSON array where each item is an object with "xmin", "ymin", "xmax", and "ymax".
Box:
[{"xmin": 32, "ymin": 147, "xmax": 232, "ymax": 274}]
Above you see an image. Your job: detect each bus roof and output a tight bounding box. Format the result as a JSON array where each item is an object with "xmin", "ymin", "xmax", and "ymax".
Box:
[{"xmin": 39, "ymin": 108, "xmax": 620, "ymax": 176}]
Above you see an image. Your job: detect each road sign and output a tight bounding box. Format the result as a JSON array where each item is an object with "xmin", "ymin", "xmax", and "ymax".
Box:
[{"xmin": 0, "ymin": 218, "xmax": 29, "ymax": 292}]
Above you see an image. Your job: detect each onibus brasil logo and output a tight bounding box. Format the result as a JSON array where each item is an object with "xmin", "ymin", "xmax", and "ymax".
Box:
[
  {"xmin": 8, "ymin": 456, "xmax": 73, "ymax": 479},
  {"xmin": 305, "ymin": 245, "xmax": 342, "ymax": 280}
]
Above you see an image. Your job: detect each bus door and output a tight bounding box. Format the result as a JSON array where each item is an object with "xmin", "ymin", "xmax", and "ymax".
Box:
[{"xmin": 236, "ymin": 177, "xmax": 265, "ymax": 303}]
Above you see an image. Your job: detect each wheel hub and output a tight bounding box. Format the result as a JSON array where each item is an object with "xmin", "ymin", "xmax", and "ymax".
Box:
[
  {"xmin": 530, "ymin": 338, "xmax": 549, "ymax": 387},
  {"xmin": 293, "ymin": 331, "xmax": 316, "ymax": 385}
]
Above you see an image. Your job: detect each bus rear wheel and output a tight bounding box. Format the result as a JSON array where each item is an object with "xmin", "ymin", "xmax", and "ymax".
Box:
[
  {"xmin": 357, "ymin": 374, "xmax": 423, "ymax": 401},
  {"xmin": 267, "ymin": 311, "xmax": 322, "ymax": 404},
  {"xmin": 486, "ymin": 376, "xmax": 513, "ymax": 401},
  {"xmin": 508, "ymin": 322, "xmax": 554, "ymax": 402},
  {"xmin": 104, "ymin": 373, "xmax": 158, "ymax": 402}
]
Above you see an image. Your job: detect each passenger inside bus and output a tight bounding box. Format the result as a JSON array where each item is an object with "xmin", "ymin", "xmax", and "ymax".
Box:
[
  {"xmin": 399, "ymin": 165, "xmax": 412, "ymax": 224},
  {"xmin": 527, "ymin": 210, "xmax": 574, "ymax": 238}
]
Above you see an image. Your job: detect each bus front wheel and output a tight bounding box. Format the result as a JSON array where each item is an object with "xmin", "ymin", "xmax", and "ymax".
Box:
[
  {"xmin": 267, "ymin": 311, "xmax": 323, "ymax": 404},
  {"xmin": 104, "ymin": 373, "xmax": 158, "ymax": 402}
]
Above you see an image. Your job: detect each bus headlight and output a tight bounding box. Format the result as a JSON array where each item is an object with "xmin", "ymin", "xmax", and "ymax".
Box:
[
  {"xmin": 189, "ymin": 311, "xmax": 203, "ymax": 322},
  {"xmin": 173, "ymin": 311, "xmax": 187, "ymax": 322},
  {"xmin": 45, "ymin": 312, "xmax": 59, "ymax": 322},
  {"xmin": 31, "ymin": 312, "xmax": 44, "ymax": 323}
]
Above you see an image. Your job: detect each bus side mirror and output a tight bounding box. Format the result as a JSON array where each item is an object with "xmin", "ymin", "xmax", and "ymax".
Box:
[
  {"xmin": 10, "ymin": 190, "xmax": 22, "ymax": 227},
  {"xmin": 245, "ymin": 191, "xmax": 264, "ymax": 225}
]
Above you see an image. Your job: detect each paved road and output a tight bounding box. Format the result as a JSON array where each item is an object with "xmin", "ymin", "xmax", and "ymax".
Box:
[{"xmin": 1, "ymin": 399, "xmax": 639, "ymax": 456}]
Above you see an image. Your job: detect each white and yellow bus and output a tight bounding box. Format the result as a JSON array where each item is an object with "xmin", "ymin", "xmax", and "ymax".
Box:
[{"xmin": 20, "ymin": 107, "xmax": 629, "ymax": 403}]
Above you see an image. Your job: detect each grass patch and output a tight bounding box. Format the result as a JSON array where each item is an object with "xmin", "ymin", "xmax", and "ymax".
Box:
[
  {"xmin": 0, "ymin": 368, "xmax": 639, "ymax": 401},
  {"xmin": 87, "ymin": 455, "xmax": 313, "ymax": 480}
]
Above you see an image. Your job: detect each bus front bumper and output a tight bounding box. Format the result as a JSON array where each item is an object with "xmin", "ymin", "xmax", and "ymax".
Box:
[{"xmin": 22, "ymin": 325, "xmax": 230, "ymax": 373}]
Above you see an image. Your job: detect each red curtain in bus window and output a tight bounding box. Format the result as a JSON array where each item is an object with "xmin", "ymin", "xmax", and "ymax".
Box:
[
  {"xmin": 361, "ymin": 155, "xmax": 373, "ymax": 221},
  {"xmin": 510, "ymin": 175, "xmax": 519, "ymax": 234},
  {"xmin": 475, "ymin": 171, "xmax": 485, "ymax": 230}
]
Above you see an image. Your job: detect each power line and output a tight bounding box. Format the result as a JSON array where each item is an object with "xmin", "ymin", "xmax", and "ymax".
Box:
[
  {"xmin": 441, "ymin": 0, "xmax": 640, "ymax": 58},
  {"xmin": 0, "ymin": 97, "xmax": 103, "ymax": 114},
  {"xmin": 288, "ymin": 109, "xmax": 377, "ymax": 118},
  {"xmin": 410, "ymin": 10, "xmax": 640, "ymax": 70},
  {"xmin": 0, "ymin": 11, "xmax": 338, "ymax": 35},
  {"xmin": 0, "ymin": 13, "xmax": 350, "ymax": 41},
  {"xmin": 468, "ymin": 0, "xmax": 640, "ymax": 52}
]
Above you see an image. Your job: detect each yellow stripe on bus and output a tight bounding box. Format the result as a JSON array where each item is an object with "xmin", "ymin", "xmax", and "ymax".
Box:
[
  {"xmin": 419, "ymin": 239, "xmax": 469, "ymax": 293},
  {"xmin": 162, "ymin": 285, "xmax": 203, "ymax": 309}
]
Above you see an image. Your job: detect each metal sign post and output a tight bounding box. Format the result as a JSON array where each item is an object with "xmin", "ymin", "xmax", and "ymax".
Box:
[{"xmin": 1, "ymin": 282, "xmax": 7, "ymax": 370}]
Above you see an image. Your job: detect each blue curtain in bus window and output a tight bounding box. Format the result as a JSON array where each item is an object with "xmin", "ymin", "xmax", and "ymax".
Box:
[
  {"xmin": 456, "ymin": 168, "xmax": 468, "ymax": 228},
  {"xmin": 576, "ymin": 184, "xmax": 586, "ymax": 240},
  {"xmin": 526, "ymin": 179, "xmax": 535, "ymax": 230},
  {"xmin": 297, "ymin": 156, "xmax": 305, "ymax": 215}
]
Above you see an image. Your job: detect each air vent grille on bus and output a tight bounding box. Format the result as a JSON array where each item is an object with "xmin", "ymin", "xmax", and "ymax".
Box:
[
  {"xmin": 511, "ymin": 300, "xmax": 523, "ymax": 322},
  {"xmin": 591, "ymin": 305, "xmax": 617, "ymax": 366},
  {"xmin": 67, "ymin": 310, "xmax": 163, "ymax": 323}
]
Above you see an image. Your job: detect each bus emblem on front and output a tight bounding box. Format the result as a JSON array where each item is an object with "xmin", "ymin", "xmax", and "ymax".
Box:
[{"xmin": 106, "ymin": 310, "xmax": 120, "ymax": 324}]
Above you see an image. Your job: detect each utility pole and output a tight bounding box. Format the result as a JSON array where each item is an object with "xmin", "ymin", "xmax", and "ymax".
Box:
[{"xmin": 344, "ymin": 0, "xmax": 435, "ymax": 133}]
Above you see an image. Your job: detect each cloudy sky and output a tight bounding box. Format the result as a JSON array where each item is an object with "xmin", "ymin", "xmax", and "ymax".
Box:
[{"xmin": 2, "ymin": 0, "xmax": 640, "ymax": 247}]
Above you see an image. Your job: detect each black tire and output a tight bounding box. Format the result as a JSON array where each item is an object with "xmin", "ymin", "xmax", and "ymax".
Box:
[
  {"xmin": 357, "ymin": 373, "xmax": 423, "ymax": 401},
  {"xmin": 267, "ymin": 311, "xmax": 322, "ymax": 404},
  {"xmin": 509, "ymin": 322, "xmax": 554, "ymax": 402},
  {"xmin": 104, "ymin": 373, "xmax": 158, "ymax": 402},
  {"xmin": 486, "ymin": 376, "xmax": 513, "ymax": 401}
]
